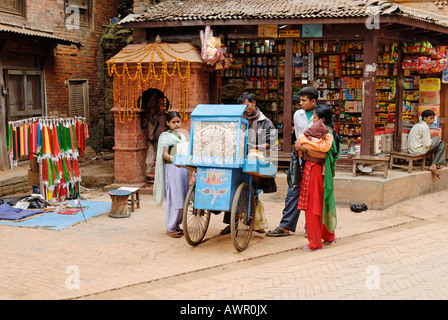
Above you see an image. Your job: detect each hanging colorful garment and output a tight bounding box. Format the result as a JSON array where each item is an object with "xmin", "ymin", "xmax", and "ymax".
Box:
[
  {"xmin": 51, "ymin": 123, "xmax": 61, "ymax": 159},
  {"xmin": 13, "ymin": 126, "xmax": 18, "ymax": 161},
  {"xmin": 37, "ymin": 122, "xmax": 42, "ymax": 150},
  {"xmin": 71, "ymin": 123, "xmax": 79, "ymax": 156},
  {"xmin": 41, "ymin": 158, "xmax": 49, "ymax": 187},
  {"xmin": 7, "ymin": 123, "xmax": 12, "ymax": 156},
  {"xmin": 30, "ymin": 122, "xmax": 37, "ymax": 155},
  {"xmin": 76, "ymin": 120, "xmax": 84, "ymax": 156},
  {"xmin": 42, "ymin": 124, "xmax": 52, "ymax": 156},
  {"xmin": 28, "ymin": 123, "xmax": 33, "ymax": 159},
  {"xmin": 24, "ymin": 124, "xmax": 29, "ymax": 159},
  {"xmin": 7, "ymin": 116, "xmax": 88, "ymax": 202},
  {"xmin": 71, "ymin": 158, "xmax": 81, "ymax": 182},
  {"xmin": 62, "ymin": 121, "xmax": 72, "ymax": 156}
]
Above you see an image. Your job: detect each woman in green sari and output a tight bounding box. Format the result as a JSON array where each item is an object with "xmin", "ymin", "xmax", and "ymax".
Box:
[{"xmin": 295, "ymin": 104, "xmax": 341, "ymax": 251}]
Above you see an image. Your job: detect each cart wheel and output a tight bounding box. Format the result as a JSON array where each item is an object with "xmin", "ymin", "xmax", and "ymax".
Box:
[
  {"xmin": 183, "ymin": 184, "xmax": 211, "ymax": 246},
  {"xmin": 230, "ymin": 182, "xmax": 255, "ymax": 252}
]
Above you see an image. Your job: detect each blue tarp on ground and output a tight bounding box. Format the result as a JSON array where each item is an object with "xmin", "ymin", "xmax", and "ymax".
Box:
[
  {"xmin": 0, "ymin": 200, "xmax": 111, "ymax": 230},
  {"xmin": 0, "ymin": 203, "xmax": 44, "ymax": 220}
]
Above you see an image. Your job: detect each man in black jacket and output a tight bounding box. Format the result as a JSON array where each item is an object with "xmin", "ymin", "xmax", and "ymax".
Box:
[{"xmin": 220, "ymin": 92, "xmax": 277, "ymax": 235}]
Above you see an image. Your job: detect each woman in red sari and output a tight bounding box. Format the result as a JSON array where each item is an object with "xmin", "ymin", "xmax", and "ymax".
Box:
[{"xmin": 295, "ymin": 104, "xmax": 340, "ymax": 251}]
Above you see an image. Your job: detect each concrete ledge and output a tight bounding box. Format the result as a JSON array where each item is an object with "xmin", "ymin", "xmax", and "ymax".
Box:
[
  {"xmin": 0, "ymin": 162, "xmax": 30, "ymax": 197},
  {"xmin": 334, "ymin": 167, "xmax": 448, "ymax": 210},
  {"xmin": 261, "ymin": 167, "xmax": 448, "ymax": 210}
]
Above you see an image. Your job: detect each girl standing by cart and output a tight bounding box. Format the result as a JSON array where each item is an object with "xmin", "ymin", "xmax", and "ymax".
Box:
[
  {"xmin": 154, "ymin": 111, "xmax": 189, "ymax": 238},
  {"xmin": 295, "ymin": 104, "xmax": 341, "ymax": 251}
]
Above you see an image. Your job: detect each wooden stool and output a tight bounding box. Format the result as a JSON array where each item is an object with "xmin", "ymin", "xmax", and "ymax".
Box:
[
  {"xmin": 118, "ymin": 187, "xmax": 140, "ymax": 212},
  {"xmin": 352, "ymin": 155, "xmax": 390, "ymax": 179},
  {"xmin": 108, "ymin": 189, "xmax": 131, "ymax": 218},
  {"xmin": 388, "ymin": 151, "xmax": 426, "ymax": 173}
]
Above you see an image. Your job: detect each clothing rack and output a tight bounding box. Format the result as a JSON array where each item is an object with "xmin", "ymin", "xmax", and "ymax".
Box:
[{"xmin": 7, "ymin": 116, "xmax": 89, "ymax": 202}]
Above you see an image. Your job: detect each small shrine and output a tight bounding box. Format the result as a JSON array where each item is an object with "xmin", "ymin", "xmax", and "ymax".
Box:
[{"xmin": 106, "ymin": 42, "xmax": 210, "ymax": 189}]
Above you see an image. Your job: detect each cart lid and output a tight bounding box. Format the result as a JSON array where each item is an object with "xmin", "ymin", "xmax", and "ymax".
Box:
[{"xmin": 191, "ymin": 104, "xmax": 246, "ymax": 118}]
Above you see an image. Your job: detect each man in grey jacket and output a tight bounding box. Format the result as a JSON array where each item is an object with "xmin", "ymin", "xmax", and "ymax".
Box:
[
  {"xmin": 220, "ymin": 92, "xmax": 277, "ymax": 235},
  {"xmin": 239, "ymin": 91, "xmax": 276, "ymax": 153}
]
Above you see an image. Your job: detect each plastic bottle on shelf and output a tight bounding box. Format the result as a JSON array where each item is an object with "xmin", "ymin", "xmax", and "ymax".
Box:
[{"xmin": 374, "ymin": 131, "xmax": 382, "ymax": 155}]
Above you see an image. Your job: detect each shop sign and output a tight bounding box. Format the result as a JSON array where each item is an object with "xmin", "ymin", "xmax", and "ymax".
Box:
[
  {"xmin": 278, "ymin": 30, "xmax": 301, "ymax": 38},
  {"xmin": 302, "ymin": 24, "xmax": 323, "ymax": 38},
  {"xmin": 258, "ymin": 25, "xmax": 278, "ymax": 38}
]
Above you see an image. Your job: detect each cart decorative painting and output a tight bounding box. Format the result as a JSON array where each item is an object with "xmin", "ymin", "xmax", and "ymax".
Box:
[{"xmin": 199, "ymin": 169, "xmax": 229, "ymax": 205}]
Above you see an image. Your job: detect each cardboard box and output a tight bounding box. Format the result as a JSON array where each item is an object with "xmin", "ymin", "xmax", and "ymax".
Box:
[
  {"xmin": 419, "ymin": 91, "xmax": 440, "ymax": 105},
  {"xmin": 419, "ymin": 78, "xmax": 441, "ymax": 91},
  {"xmin": 29, "ymin": 155, "xmax": 39, "ymax": 173},
  {"xmin": 418, "ymin": 105, "xmax": 440, "ymax": 116},
  {"xmin": 28, "ymin": 169, "xmax": 40, "ymax": 186}
]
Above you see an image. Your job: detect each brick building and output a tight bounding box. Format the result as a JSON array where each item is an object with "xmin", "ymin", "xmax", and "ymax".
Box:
[{"xmin": 0, "ymin": 0, "xmax": 130, "ymax": 171}]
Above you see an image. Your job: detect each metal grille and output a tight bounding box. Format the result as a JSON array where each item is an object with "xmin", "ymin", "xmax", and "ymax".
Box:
[{"xmin": 69, "ymin": 80, "xmax": 89, "ymax": 119}]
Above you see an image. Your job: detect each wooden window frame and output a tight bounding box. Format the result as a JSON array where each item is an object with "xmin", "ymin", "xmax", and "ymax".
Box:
[
  {"xmin": 5, "ymin": 70, "xmax": 44, "ymax": 120},
  {"xmin": 68, "ymin": 79, "xmax": 89, "ymax": 121},
  {"xmin": 0, "ymin": 0, "xmax": 26, "ymax": 17}
]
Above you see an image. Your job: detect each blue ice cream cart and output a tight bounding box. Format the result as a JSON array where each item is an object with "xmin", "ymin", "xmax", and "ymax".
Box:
[{"xmin": 174, "ymin": 104, "xmax": 277, "ymax": 251}]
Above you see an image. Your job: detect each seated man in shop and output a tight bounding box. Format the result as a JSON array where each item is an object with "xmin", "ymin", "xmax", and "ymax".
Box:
[{"xmin": 407, "ymin": 109, "xmax": 447, "ymax": 177}]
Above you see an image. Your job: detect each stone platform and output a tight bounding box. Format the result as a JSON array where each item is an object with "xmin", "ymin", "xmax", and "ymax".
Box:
[{"xmin": 260, "ymin": 167, "xmax": 448, "ymax": 210}]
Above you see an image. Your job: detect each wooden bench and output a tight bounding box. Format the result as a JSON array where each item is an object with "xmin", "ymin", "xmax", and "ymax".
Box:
[
  {"xmin": 352, "ymin": 155, "xmax": 390, "ymax": 179},
  {"xmin": 118, "ymin": 187, "xmax": 140, "ymax": 212},
  {"xmin": 388, "ymin": 151, "xmax": 426, "ymax": 173}
]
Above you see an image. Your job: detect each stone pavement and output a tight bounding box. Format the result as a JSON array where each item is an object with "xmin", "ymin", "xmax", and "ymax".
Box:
[{"xmin": 1, "ymin": 186, "xmax": 448, "ymax": 300}]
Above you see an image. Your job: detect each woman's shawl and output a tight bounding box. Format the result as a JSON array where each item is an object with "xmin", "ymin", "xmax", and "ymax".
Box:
[
  {"xmin": 322, "ymin": 129, "xmax": 341, "ymax": 233},
  {"xmin": 153, "ymin": 131, "xmax": 187, "ymax": 207}
]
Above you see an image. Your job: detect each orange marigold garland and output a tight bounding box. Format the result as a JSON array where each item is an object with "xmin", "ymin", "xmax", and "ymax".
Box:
[{"xmin": 107, "ymin": 43, "xmax": 193, "ymax": 122}]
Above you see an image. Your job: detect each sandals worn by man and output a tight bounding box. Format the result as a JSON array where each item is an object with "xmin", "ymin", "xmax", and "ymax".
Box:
[
  {"xmin": 429, "ymin": 164, "xmax": 442, "ymax": 179},
  {"xmin": 266, "ymin": 227, "xmax": 291, "ymax": 237}
]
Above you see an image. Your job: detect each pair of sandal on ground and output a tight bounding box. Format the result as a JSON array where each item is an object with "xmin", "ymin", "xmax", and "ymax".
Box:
[
  {"xmin": 266, "ymin": 226, "xmax": 297, "ymax": 237},
  {"xmin": 165, "ymin": 229, "xmax": 184, "ymax": 238}
]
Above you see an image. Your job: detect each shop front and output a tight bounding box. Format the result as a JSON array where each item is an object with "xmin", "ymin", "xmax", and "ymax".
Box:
[{"xmin": 219, "ymin": 34, "xmax": 448, "ymax": 164}]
